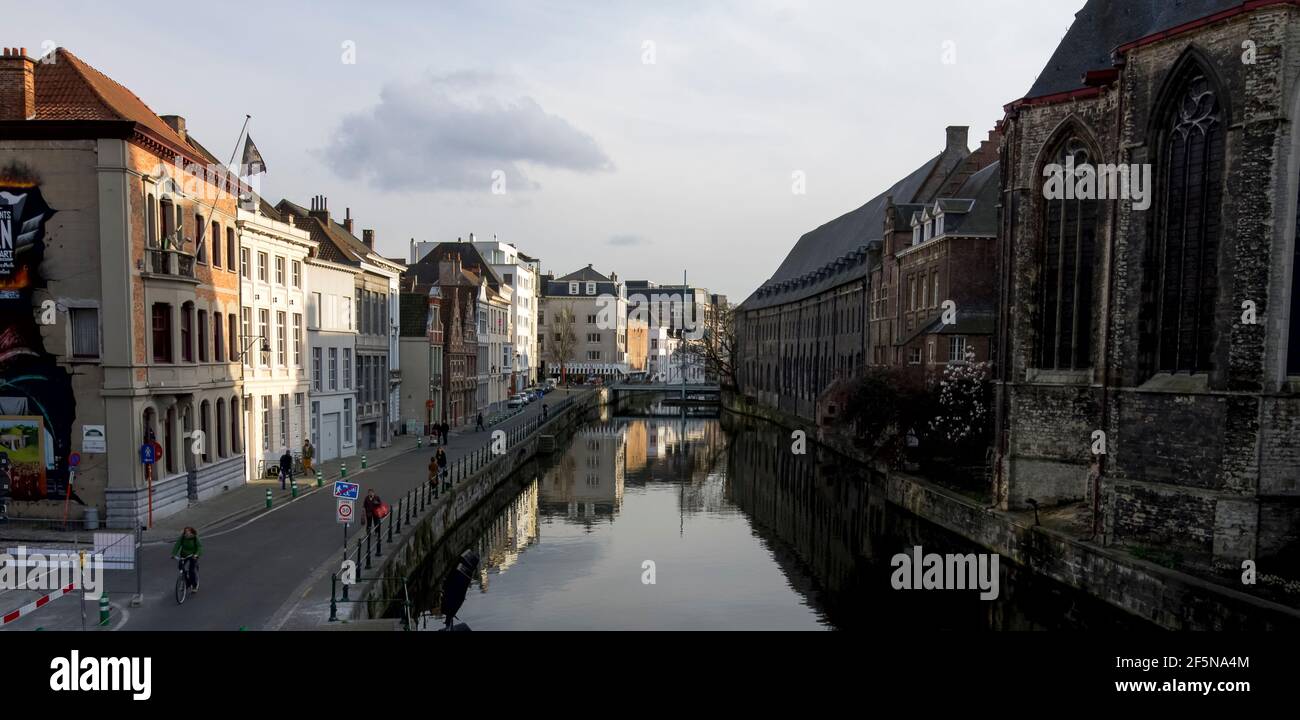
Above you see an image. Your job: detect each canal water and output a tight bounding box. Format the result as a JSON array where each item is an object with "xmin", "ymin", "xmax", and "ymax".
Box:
[{"xmin": 407, "ymin": 398, "xmax": 1152, "ymax": 630}]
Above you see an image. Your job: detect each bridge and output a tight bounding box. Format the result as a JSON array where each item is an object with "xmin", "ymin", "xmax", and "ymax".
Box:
[{"xmin": 608, "ymin": 382, "xmax": 721, "ymax": 404}]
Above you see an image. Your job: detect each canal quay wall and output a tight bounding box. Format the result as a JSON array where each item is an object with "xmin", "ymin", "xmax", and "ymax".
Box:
[
  {"xmin": 722, "ymin": 393, "xmax": 1300, "ymax": 631},
  {"xmin": 348, "ymin": 389, "xmax": 605, "ymax": 623}
]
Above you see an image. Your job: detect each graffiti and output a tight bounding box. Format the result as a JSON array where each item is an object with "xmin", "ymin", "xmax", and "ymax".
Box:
[{"xmin": 0, "ymin": 172, "xmax": 76, "ymax": 502}]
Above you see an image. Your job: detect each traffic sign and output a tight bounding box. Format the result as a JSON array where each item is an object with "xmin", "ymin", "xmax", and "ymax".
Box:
[
  {"xmin": 336, "ymin": 500, "xmax": 354, "ymax": 525},
  {"xmin": 333, "ymin": 480, "xmax": 360, "ymax": 500},
  {"xmin": 139, "ymin": 443, "xmax": 155, "ymax": 465},
  {"xmin": 68, "ymin": 452, "xmax": 80, "ymax": 468}
]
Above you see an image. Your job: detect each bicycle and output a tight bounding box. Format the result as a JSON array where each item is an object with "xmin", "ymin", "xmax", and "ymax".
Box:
[{"xmin": 173, "ymin": 554, "xmax": 199, "ymax": 604}]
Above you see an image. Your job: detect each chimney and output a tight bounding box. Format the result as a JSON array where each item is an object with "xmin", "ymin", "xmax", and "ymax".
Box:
[
  {"xmin": 0, "ymin": 48, "xmax": 36, "ymax": 121},
  {"xmin": 439, "ymin": 252, "xmax": 463, "ymax": 285},
  {"xmin": 946, "ymin": 125, "xmax": 969, "ymax": 154},
  {"xmin": 469, "ymin": 232, "xmax": 476, "ymax": 243},
  {"xmin": 343, "ymin": 208, "xmax": 354, "ymax": 234},
  {"xmin": 409, "ymin": 238, "xmax": 416, "ymax": 264},
  {"xmin": 309, "ymin": 195, "xmax": 329, "ymax": 221},
  {"xmin": 160, "ymin": 115, "xmax": 187, "ymax": 140},
  {"xmin": 362, "ymin": 228, "xmax": 374, "ymax": 248}
]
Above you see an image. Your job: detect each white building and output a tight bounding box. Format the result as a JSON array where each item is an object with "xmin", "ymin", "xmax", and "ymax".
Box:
[
  {"xmin": 237, "ymin": 200, "xmax": 315, "ymax": 478},
  {"xmin": 416, "ymin": 235, "xmax": 541, "ymax": 393}
]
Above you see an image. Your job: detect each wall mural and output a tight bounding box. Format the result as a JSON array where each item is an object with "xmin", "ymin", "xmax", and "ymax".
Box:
[{"xmin": 0, "ymin": 169, "xmax": 76, "ymax": 503}]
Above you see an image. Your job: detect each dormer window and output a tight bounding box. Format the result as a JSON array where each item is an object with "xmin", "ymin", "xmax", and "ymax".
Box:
[
  {"xmin": 586, "ymin": 281, "xmax": 596, "ymax": 295},
  {"xmin": 923, "ymin": 221, "xmax": 932, "ymax": 242},
  {"xmin": 934, "ymin": 214, "xmax": 944, "ymax": 237},
  {"xmin": 912, "ymin": 226, "xmax": 921, "ymax": 246},
  {"xmin": 569, "ymin": 281, "xmax": 579, "ymax": 295}
]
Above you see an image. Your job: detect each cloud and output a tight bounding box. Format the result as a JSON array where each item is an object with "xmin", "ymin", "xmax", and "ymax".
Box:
[
  {"xmin": 608, "ymin": 234, "xmax": 647, "ymax": 247},
  {"xmin": 321, "ymin": 71, "xmax": 613, "ymax": 192}
]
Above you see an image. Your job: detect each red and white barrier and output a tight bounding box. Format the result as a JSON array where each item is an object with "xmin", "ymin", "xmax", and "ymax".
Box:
[{"xmin": 1, "ymin": 582, "xmax": 77, "ymax": 625}]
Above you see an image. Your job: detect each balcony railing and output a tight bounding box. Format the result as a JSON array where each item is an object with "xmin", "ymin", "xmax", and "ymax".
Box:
[{"xmin": 145, "ymin": 245, "xmax": 197, "ymax": 279}]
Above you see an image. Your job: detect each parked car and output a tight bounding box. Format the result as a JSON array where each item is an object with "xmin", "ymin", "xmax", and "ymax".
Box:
[{"xmin": 507, "ymin": 395, "xmax": 525, "ymax": 409}]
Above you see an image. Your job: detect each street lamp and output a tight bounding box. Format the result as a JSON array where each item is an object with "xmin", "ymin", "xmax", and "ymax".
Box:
[{"xmin": 240, "ymin": 335, "xmax": 271, "ymax": 365}]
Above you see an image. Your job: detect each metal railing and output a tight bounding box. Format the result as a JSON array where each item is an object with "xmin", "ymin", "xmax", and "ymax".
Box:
[{"xmin": 328, "ymin": 392, "xmax": 582, "ymax": 627}]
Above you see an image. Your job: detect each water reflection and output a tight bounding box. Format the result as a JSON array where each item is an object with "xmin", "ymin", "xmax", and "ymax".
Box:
[{"xmin": 408, "ymin": 402, "xmax": 1152, "ymax": 631}]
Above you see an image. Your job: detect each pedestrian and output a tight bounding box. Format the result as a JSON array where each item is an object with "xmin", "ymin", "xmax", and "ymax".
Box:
[
  {"xmin": 436, "ymin": 447, "xmax": 449, "ymax": 490},
  {"xmin": 475, "ymin": 413, "xmax": 485, "ymax": 431},
  {"xmin": 431, "ymin": 423, "xmax": 440, "ymax": 446},
  {"xmin": 428, "ymin": 456, "xmax": 440, "ymax": 491},
  {"xmin": 301, "ymin": 438, "xmax": 314, "ymax": 474},
  {"xmin": 278, "ymin": 448, "xmax": 293, "ymax": 490},
  {"xmin": 363, "ymin": 488, "xmax": 383, "ymax": 531},
  {"xmin": 440, "ymin": 421, "xmax": 449, "ymax": 445}
]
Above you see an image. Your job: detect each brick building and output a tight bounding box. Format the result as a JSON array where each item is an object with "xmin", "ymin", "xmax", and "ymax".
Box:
[
  {"xmin": 994, "ymin": 0, "xmax": 1300, "ymax": 565},
  {"xmin": 869, "ymin": 141, "xmax": 1000, "ymax": 380},
  {"xmin": 735, "ymin": 126, "xmax": 985, "ymax": 420},
  {"xmin": 0, "ymin": 47, "xmax": 246, "ymax": 526}
]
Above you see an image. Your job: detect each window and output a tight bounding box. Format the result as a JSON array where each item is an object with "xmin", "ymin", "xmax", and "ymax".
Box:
[
  {"xmin": 258, "ymin": 309, "xmax": 270, "ymax": 366},
  {"xmin": 329, "ymin": 348, "xmax": 338, "ymax": 390},
  {"xmin": 216, "ymin": 398, "xmax": 227, "ymax": 458},
  {"xmin": 586, "ymin": 282, "xmax": 596, "ymax": 295},
  {"xmin": 211, "ymin": 222, "xmax": 222, "ymax": 268},
  {"xmin": 276, "ymin": 312, "xmax": 287, "ymax": 365},
  {"xmin": 293, "ymin": 313, "xmax": 302, "ymax": 366},
  {"xmin": 226, "ymin": 228, "xmax": 235, "ymax": 273},
  {"xmin": 214, "ymin": 312, "xmax": 225, "ymax": 362},
  {"xmin": 275, "ymin": 256, "xmax": 285, "ymax": 285},
  {"xmin": 343, "ymin": 399, "xmax": 353, "ymax": 443},
  {"xmin": 932, "ymin": 272, "xmax": 940, "ymax": 308},
  {"xmin": 312, "ymin": 347, "xmax": 322, "ymax": 390},
  {"xmin": 356, "ymin": 289, "xmax": 364, "ymax": 334},
  {"xmin": 195, "ymin": 213, "xmax": 206, "ymax": 263},
  {"xmin": 587, "ymin": 350, "xmax": 602, "ymax": 360},
  {"xmin": 199, "ymin": 400, "xmax": 211, "ymax": 462},
  {"xmin": 343, "ymin": 349, "xmax": 352, "ymax": 388},
  {"xmin": 908, "ymin": 347, "xmax": 922, "ymax": 365},
  {"xmin": 197, "ymin": 310, "xmax": 208, "ymax": 362},
  {"xmin": 949, "ymin": 336, "xmax": 968, "ymax": 363},
  {"xmin": 291, "ymin": 260, "xmax": 301, "ymax": 288},
  {"xmin": 258, "ymin": 252, "xmax": 268, "ymax": 282},
  {"xmin": 343, "ymin": 296, "xmax": 352, "ymax": 331},
  {"xmin": 1147, "ymin": 64, "xmax": 1225, "ymax": 374},
  {"xmin": 229, "ymin": 314, "xmax": 238, "ymax": 361},
  {"xmin": 311, "ymin": 292, "xmax": 322, "ymax": 328},
  {"xmin": 180, "ymin": 303, "xmax": 194, "ymax": 362},
  {"xmin": 1038, "ymin": 136, "xmax": 1099, "ymax": 370},
  {"xmin": 261, "ymin": 396, "xmax": 271, "ymax": 451},
  {"xmin": 241, "ymin": 307, "xmax": 252, "ymax": 360},
  {"xmin": 912, "ymin": 225, "xmax": 921, "ymax": 246},
  {"xmin": 504, "ymin": 273, "xmax": 513, "ymax": 286},
  {"xmin": 587, "ymin": 332, "xmax": 601, "ymax": 343},
  {"xmin": 241, "ymin": 247, "xmax": 250, "ymax": 278},
  {"xmin": 279, "ymin": 393, "xmax": 289, "ymax": 449},
  {"xmin": 935, "ymin": 214, "xmax": 944, "ymax": 238},
  {"xmin": 311, "ymin": 401, "xmax": 320, "ymax": 449},
  {"xmin": 70, "ymin": 307, "xmax": 99, "ymax": 359},
  {"xmin": 230, "ymin": 396, "xmax": 241, "ymax": 454},
  {"xmin": 569, "ymin": 282, "xmax": 579, "ymax": 295},
  {"xmin": 587, "ymin": 315, "xmax": 597, "ymax": 324}
]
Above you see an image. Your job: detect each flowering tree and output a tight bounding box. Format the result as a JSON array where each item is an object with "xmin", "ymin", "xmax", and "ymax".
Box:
[{"xmin": 928, "ymin": 348, "xmax": 992, "ymax": 458}]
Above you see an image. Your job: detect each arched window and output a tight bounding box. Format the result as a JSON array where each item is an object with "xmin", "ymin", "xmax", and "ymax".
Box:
[
  {"xmin": 1037, "ymin": 135, "xmax": 1099, "ymax": 370},
  {"xmin": 1149, "ymin": 62, "xmax": 1226, "ymax": 373},
  {"xmin": 199, "ymin": 400, "xmax": 211, "ymax": 463},
  {"xmin": 230, "ymin": 396, "xmax": 241, "ymax": 454}
]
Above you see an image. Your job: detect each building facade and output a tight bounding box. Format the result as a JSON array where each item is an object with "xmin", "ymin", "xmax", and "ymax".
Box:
[
  {"xmin": 994, "ymin": 0, "xmax": 1300, "ymax": 565},
  {"xmin": 237, "ymin": 200, "xmax": 313, "ymax": 479},
  {"xmin": 0, "ymin": 48, "xmax": 245, "ymax": 526},
  {"xmin": 540, "ymin": 265, "xmax": 628, "ymax": 379}
]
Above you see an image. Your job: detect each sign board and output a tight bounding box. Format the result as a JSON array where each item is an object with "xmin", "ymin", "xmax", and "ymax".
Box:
[
  {"xmin": 68, "ymin": 452, "xmax": 80, "ymax": 468},
  {"xmin": 139, "ymin": 443, "xmax": 155, "ymax": 465},
  {"xmin": 81, "ymin": 425, "xmax": 106, "ymax": 453},
  {"xmin": 333, "ymin": 480, "xmax": 360, "ymax": 500},
  {"xmin": 336, "ymin": 499, "xmax": 354, "ymax": 525}
]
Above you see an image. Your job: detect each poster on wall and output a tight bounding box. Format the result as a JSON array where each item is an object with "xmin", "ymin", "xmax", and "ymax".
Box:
[
  {"xmin": 82, "ymin": 424, "xmax": 106, "ymax": 453},
  {"xmin": 0, "ymin": 167, "xmax": 76, "ymax": 503}
]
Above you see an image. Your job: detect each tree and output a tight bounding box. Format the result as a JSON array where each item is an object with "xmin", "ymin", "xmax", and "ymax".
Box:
[
  {"xmin": 681, "ymin": 302, "xmax": 738, "ymax": 389},
  {"xmin": 546, "ymin": 303, "xmax": 578, "ymax": 384},
  {"xmin": 928, "ymin": 348, "xmax": 993, "ymax": 460}
]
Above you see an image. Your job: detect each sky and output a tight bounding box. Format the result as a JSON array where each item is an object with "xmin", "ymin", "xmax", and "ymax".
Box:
[{"xmin": 13, "ymin": 0, "xmax": 1082, "ymax": 301}]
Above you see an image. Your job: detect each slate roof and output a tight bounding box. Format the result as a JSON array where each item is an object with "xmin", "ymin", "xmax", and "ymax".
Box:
[
  {"xmin": 939, "ymin": 161, "xmax": 1000, "ymax": 238},
  {"xmin": 556, "ymin": 265, "xmax": 612, "ymax": 282},
  {"xmin": 740, "ymin": 153, "xmax": 945, "ymax": 311},
  {"xmin": 1022, "ymin": 0, "xmax": 1243, "ymax": 100},
  {"xmin": 276, "ymin": 199, "xmax": 364, "ymax": 267}
]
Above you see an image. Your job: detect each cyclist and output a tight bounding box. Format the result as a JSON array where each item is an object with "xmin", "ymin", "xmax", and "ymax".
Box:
[{"xmin": 171, "ymin": 526, "xmax": 202, "ymax": 593}]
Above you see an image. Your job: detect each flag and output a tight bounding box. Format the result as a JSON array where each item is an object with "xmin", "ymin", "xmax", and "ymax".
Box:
[{"xmin": 240, "ymin": 134, "xmax": 267, "ymax": 176}]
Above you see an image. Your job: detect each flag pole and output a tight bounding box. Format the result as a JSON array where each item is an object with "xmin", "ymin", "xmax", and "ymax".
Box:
[{"xmin": 194, "ymin": 114, "xmax": 252, "ymax": 259}]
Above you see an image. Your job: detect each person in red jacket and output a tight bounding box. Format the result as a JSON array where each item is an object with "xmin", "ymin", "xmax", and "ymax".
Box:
[{"xmin": 363, "ymin": 489, "xmax": 383, "ymax": 531}]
